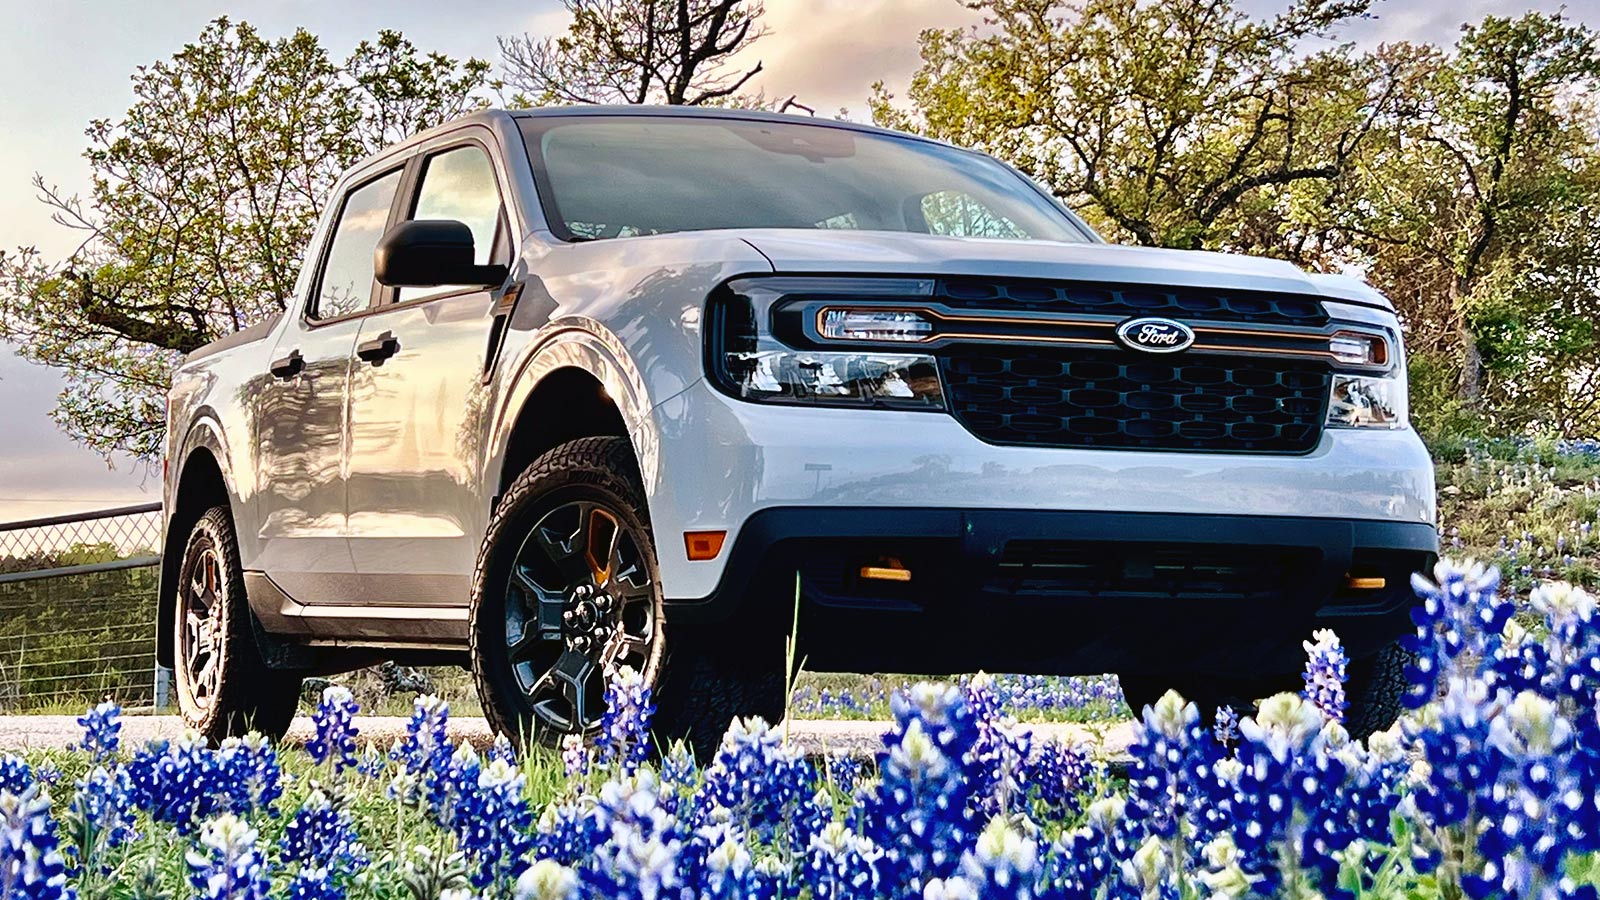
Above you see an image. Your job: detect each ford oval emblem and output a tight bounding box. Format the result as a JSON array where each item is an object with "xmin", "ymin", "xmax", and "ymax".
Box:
[{"xmin": 1115, "ymin": 317, "xmax": 1195, "ymax": 354}]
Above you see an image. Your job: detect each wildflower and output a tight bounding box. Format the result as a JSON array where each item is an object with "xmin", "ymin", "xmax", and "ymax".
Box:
[
  {"xmin": 1198, "ymin": 833, "xmax": 1263, "ymax": 900},
  {"xmin": 280, "ymin": 789, "xmax": 366, "ymax": 900},
  {"xmin": 806, "ymin": 822, "xmax": 885, "ymax": 900},
  {"xmin": 306, "ymin": 686, "xmax": 360, "ymax": 772},
  {"xmin": 453, "ymin": 757, "xmax": 536, "ymax": 889},
  {"xmin": 1028, "ymin": 739, "xmax": 1094, "ymax": 815},
  {"xmin": 128, "ymin": 734, "xmax": 224, "ymax": 833},
  {"xmin": 489, "ymin": 734, "xmax": 517, "ymax": 765},
  {"xmin": 560, "ymin": 735, "xmax": 589, "ymax": 780},
  {"xmin": 215, "ymin": 735, "xmax": 282, "ymax": 816},
  {"xmin": 0, "ymin": 786, "xmax": 72, "ymax": 900},
  {"xmin": 1404, "ymin": 559, "xmax": 1509, "ymax": 707},
  {"xmin": 693, "ymin": 717, "xmax": 823, "ymax": 852},
  {"xmin": 280, "ymin": 788, "xmax": 366, "ymax": 871},
  {"xmin": 515, "ymin": 859, "xmax": 579, "ymax": 900},
  {"xmin": 61, "ymin": 765, "xmax": 137, "ymax": 873},
  {"xmin": 186, "ymin": 814, "xmax": 270, "ymax": 900},
  {"xmin": 76, "ymin": 702, "xmax": 122, "ymax": 763},
  {"xmin": 1530, "ymin": 581, "xmax": 1596, "ymax": 632},
  {"xmin": 583, "ymin": 770, "xmax": 683, "ymax": 900},
  {"xmin": 1301, "ymin": 629, "xmax": 1349, "ymax": 724},
  {"xmin": 595, "ymin": 666, "xmax": 655, "ymax": 775},
  {"xmin": 958, "ymin": 817, "xmax": 1040, "ymax": 897},
  {"xmin": 0, "ymin": 756, "xmax": 32, "ymax": 796},
  {"xmin": 698, "ymin": 823, "xmax": 754, "ymax": 899},
  {"xmin": 964, "ymin": 675, "xmax": 1032, "ymax": 817},
  {"xmin": 1213, "ymin": 705, "xmax": 1239, "ymax": 746},
  {"xmin": 392, "ymin": 695, "xmax": 451, "ymax": 774},
  {"xmin": 860, "ymin": 684, "xmax": 984, "ymax": 892}
]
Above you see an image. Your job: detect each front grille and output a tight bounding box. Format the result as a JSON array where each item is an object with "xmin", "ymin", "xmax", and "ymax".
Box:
[
  {"xmin": 936, "ymin": 277, "xmax": 1330, "ymax": 326},
  {"xmin": 989, "ymin": 540, "xmax": 1315, "ymax": 601},
  {"xmin": 941, "ymin": 348, "xmax": 1329, "ymax": 453}
]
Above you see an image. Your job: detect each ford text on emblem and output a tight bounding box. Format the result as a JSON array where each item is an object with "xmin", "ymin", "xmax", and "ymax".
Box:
[{"xmin": 1115, "ymin": 317, "xmax": 1195, "ymax": 354}]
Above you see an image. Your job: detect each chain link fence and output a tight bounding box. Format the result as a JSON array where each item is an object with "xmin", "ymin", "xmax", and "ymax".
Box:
[{"xmin": 0, "ymin": 503, "xmax": 165, "ymax": 712}]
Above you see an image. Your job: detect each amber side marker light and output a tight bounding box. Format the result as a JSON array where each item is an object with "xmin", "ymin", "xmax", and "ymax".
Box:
[
  {"xmin": 1345, "ymin": 575, "xmax": 1387, "ymax": 590},
  {"xmin": 685, "ymin": 531, "xmax": 727, "ymax": 561},
  {"xmin": 860, "ymin": 558, "xmax": 913, "ymax": 582}
]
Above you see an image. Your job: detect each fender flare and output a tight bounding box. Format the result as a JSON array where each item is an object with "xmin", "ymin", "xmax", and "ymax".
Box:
[{"xmin": 487, "ymin": 318, "xmax": 664, "ymax": 497}]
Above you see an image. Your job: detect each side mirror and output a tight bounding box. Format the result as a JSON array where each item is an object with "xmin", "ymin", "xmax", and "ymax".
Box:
[{"xmin": 374, "ymin": 220, "xmax": 509, "ymax": 288}]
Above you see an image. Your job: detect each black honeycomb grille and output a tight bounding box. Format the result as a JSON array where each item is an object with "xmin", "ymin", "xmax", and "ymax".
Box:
[
  {"xmin": 936, "ymin": 277, "xmax": 1329, "ymax": 326},
  {"xmin": 941, "ymin": 348, "xmax": 1330, "ymax": 453}
]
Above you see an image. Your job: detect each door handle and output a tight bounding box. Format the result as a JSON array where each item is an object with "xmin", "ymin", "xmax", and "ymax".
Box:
[
  {"xmin": 356, "ymin": 330, "xmax": 400, "ymax": 365},
  {"xmin": 269, "ymin": 349, "xmax": 304, "ymax": 380}
]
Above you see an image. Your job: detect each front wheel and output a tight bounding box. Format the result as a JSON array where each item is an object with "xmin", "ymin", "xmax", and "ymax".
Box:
[
  {"xmin": 1118, "ymin": 638, "xmax": 1412, "ymax": 740},
  {"xmin": 172, "ymin": 507, "xmax": 302, "ymax": 743},
  {"xmin": 470, "ymin": 437, "xmax": 784, "ymax": 760}
]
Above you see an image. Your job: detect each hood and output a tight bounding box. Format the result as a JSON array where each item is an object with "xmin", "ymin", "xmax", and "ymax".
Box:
[{"xmin": 731, "ymin": 229, "xmax": 1393, "ymax": 311}]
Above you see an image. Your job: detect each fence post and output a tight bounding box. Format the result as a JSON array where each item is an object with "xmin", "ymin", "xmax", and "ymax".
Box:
[{"xmin": 154, "ymin": 663, "xmax": 172, "ymax": 710}]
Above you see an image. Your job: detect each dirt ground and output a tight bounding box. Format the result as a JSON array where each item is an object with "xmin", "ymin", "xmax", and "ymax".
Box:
[{"xmin": 0, "ymin": 714, "xmax": 1137, "ymax": 760}]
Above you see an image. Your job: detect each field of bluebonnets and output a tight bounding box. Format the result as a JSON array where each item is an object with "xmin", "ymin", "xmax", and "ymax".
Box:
[{"xmin": 4, "ymin": 440, "xmax": 1600, "ymax": 900}]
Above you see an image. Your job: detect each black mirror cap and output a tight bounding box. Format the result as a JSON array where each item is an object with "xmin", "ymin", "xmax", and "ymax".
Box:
[{"xmin": 374, "ymin": 219, "xmax": 509, "ymax": 288}]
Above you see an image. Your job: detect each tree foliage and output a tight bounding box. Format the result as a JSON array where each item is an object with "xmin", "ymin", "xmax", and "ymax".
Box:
[
  {"xmin": 870, "ymin": 0, "xmax": 1391, "ymax": 252},
  {"xmin": 1324, "ymin": 15, "xmax": 1600, "ymax": 432},
  {"xmin": 0, "ymin": 19, "xmax": 489, "ymax": 457},
  {"xmin": 875, "ymin": 1, "xmax": 1600, "ymax": 437},
  {"xmin": 497, "ymin": 0, "xmax": 766, "ymax": 107}
]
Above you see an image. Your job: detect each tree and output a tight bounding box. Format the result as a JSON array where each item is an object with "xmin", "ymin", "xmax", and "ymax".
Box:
[
  {"xmin": 870, "ymin": 0, "xmax": 1393, "ymax": 254},
  {"xmin": 0, "ymin": 19, "xmax": 489, "ymax": 458},
  {"xmin": 1327, "ymin": 14, "xmax": 1600, "ymax": 422},
  {"xmin": 498, "ymin": 0, "xmax": 767, "ymax": 107}
]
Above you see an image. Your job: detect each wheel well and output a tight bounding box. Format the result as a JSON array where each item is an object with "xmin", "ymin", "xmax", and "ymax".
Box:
[
  {"xmin": 499, "ymin": 368, "xmax": 631, "ymax": 500},
  {"xmin": 157, "ymin": 447, "xmax": 230, "ymax": 668}
]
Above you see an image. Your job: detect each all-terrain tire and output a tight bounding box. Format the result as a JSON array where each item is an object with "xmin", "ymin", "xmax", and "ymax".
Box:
[
  {"xmin": 1119, "ymin": 638, "xmax": 1413, "ymax": 740},
  {"xmin": 172, "ymin": 507, "xmax": 302, "ymax": 744},
  {"xmin": 1118, "ymin": 671, "xmax": 1300, "ymax": 729},
  {"xmin": 470, "ymin": 436, "xmax": 784, "ymax": 762},
  {"xmin": 1340, "ymin": 639, "xmax": 1412, "ymax": 739},
  {"xmin": 653, "ymin": 627, "xmax": 788, "ymax": 762}
]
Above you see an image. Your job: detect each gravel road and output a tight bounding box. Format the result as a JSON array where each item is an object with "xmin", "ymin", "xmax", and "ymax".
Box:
[{"xmin": 0, "ymin": 715, "xmax": 1136, "ymax": 760}]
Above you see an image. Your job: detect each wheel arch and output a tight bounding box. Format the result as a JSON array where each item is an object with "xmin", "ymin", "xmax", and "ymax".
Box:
[
  {"xmin": 157, "ymin": 420, "xmax": 238, "ymax": 668},
  {"xmin": 488, "ymin": 323, "xmax": 663, "ymax": 511}
]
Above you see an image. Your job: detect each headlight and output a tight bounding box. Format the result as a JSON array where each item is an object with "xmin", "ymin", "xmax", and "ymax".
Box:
[
  {"xmin": 727, "ymin": 350, "xmax": 943, "ymax": 406},
  {"xmin": 708, "ymin": 279, "xmax": 946, "ymax": 410},
  {"xmin": 1327, "ymin": 372, "xmax": 1407, "ymax": 428}
]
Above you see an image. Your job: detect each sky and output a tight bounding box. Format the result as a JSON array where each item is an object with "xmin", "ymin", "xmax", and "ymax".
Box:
[{"xmin": 0, "ymin": 0, "xmax": 1593, "ymax": 519}]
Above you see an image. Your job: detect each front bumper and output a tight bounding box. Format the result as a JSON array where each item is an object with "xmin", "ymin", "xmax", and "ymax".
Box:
[
  {"xmin": 644, "ymin": 378, "xmax": 1437, "ymax": 602},
  {"xmin": 665, "ymin": 506, "xmax": 1437, "ymax": 677}
]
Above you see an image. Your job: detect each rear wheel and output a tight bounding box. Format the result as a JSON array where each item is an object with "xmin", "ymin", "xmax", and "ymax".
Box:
[
  {"xmin": 173, "ymin": 507, "xmax": 302, "ymax": 743},
  {"xmin": 470, "ymin": 437, "xmax": 783, "ymax": 760}
]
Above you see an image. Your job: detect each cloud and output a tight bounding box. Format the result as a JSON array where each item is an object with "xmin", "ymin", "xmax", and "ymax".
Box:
[{"xmin": 733, "ymin": 0, "xmax": 982, "ymax": 116}]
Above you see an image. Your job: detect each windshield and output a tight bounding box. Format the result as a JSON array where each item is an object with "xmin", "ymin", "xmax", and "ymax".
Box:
[{"xmin": 519, "ymin": 115, "xmax": 1090, "ymax": 243}]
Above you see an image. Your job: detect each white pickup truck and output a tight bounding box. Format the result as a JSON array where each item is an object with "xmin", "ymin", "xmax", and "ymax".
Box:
[{"xmin": 160, "ymin": 106, "xmax": 1437, "ymax": 755}]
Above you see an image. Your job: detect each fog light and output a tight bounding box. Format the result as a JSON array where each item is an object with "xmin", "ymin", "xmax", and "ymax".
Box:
[
  {"xmin": 860, "ymin": 558, "xmax": 912, "ymax": 582},
  {"xmin": 820, "ymin": 308, "xmax": 934, "ymax": 342}
]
